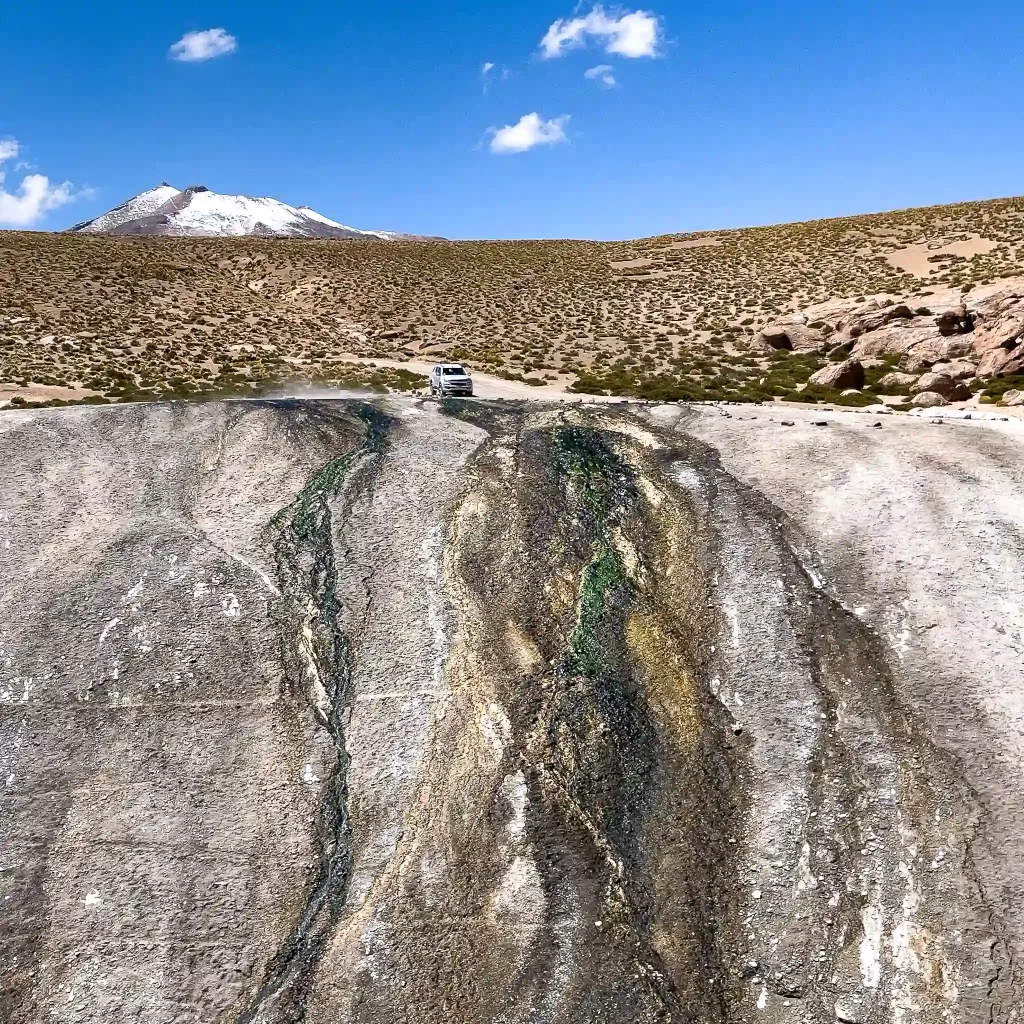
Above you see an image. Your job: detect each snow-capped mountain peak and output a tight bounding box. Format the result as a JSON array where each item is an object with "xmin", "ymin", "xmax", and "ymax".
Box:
[{"xmin": 68, "ymin": 184, "xmax": 431, "ymax": 240}]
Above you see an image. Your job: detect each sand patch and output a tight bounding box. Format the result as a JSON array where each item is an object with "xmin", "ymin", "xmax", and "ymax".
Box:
[
  {"xmin": 668, "ymin": 236, "xmax": 723, "ymax": 250},
  {"xmin": 0, "ymin": 383, "xmax": 99, "ymax": 407},
  {"xmin": 887, "ymin": 235, "xmax": 999, "ymax": 276},
  {"xmin": 610, "ymin": 257, "xmax": 654, "ymax": 270}
]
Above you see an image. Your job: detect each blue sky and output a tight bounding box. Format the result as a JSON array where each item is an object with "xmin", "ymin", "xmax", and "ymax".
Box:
[{"xmin": 2, "ymin": 1, "xmax": 1023, "ymax": 239}]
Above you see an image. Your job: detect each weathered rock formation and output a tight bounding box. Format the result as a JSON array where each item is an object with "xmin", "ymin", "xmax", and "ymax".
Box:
[
  {"xmin": 756, "ymin": 278, "xmax": 1024, "ymax": 393},
  {"xmin": 972, "ymin": 292, "xmax": 1024, "ymax": 377},
  {"xmin": 1, "ymin": 398, "xmax": 1022, "ymax": 1023},
  {"xmin": 751, "ymin": 317, "xmax": 827, "ymax": 353}
]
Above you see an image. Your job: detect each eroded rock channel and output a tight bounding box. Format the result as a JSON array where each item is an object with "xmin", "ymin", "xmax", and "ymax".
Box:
[{"xmin": 0, "ymin": 398, "xmax": 1020, "ymax": 1023}]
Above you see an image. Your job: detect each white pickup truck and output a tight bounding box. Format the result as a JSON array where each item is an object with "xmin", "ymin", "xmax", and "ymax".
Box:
[{"xmin": 429, "ymin": 363, "xmax": 474, "ymax": 397}]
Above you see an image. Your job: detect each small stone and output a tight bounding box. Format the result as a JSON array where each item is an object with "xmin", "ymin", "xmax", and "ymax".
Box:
[{"xmin": 834, "ymin": 996, "xmax": 865, "ymax": 1023}]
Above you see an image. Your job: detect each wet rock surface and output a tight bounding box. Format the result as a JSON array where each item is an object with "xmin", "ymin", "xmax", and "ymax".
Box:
[{"xmin": 0, "ymin": 398, "xmax": 1022, "ymax": 1023}]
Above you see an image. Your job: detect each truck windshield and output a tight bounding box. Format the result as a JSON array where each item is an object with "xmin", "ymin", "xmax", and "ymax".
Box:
[{"xmin": 442, "ymin": 366, "xmax": 466, "ymax": 375}]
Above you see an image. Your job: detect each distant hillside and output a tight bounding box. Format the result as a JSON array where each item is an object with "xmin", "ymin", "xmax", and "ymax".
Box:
[{"xmin": 2, "ymin": 194, "xmax": 1024, "ymax": 406}]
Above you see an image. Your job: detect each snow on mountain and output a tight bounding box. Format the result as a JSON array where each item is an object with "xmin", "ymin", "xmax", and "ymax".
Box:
[
  {"xmin": 69, "ymin": 184, "xmax": 182, "ymax": 234},
  {"xmin": 162, "ymin": 189, "xmax": 362, "ymax": 238},
  {"xmin": 68, "ymin": 184, "xmax": 431, "ymax": 240},
  {"xmin": 294, "ymin": 205, "xmax": 371, "ymax": 233}
]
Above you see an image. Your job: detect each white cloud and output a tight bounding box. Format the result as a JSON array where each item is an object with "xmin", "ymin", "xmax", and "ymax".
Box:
[
  {"xmin": 0, "ymin": 136, "xmax": 91, "ymax": 227},
  {"xmin": 541, "ymin": 7, "xmax": 661, "ymax": 59},
  {"xmin": 481, "ymin": 61, "xmax": 510, "ymax": 93},
  {"xmin": 584, "ymin": 64, "xmax": 617, "ymax": 87},
  {"xmin": 0, "ymin": 175, "xmax": 82, "ymax": 228},
  {"xmin": 489, "ymin": 112, "xmax": 569, "ymax": 154},
  {"xmin": 169, "ymin": 28, "xmax": 238, "ymax": 62}
]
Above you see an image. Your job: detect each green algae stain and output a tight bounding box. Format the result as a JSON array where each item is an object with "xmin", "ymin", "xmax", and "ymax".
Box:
[
  {"xmin": 550, "ymin": 426, "xmax": 638, "ymax": 679},
  {"xmin": 271, "ymin": 402, "xmax": 391, "ymax": 538},
  {"xmin": 551, "ymin": 425, "xmax": 632, "ymax": 523},
  {"xmin": 568, "ymin": 544, "xmax": 626, "ymax": 677}
]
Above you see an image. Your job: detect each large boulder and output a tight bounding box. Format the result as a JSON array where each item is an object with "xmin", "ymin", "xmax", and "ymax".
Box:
[
  {"xmin": 910, "ymin": 391, "xmax": 950, "ymax": 408},
  {"xmin": 899, "ymin": 335, "xmax": 973, "ymax": 373},
  {"xmin": 978, "ymin": 344, "xmax": 1024, "ymax": 377},
  {"xmin": 876, "ymin": 371, "xmax": 918, "ymax": 391},
  {"xmin": 911, "ymin": 372, "xmax": 971, "ymax": 401},
  {"xmin": 1003, "ymin": 388, "xmax": 1024, "ymax": 406},
  {"xmin": 753, "ymin": 321, "xmax": 826, "ymax": 353},
  {"xmin": 809, "ymin": 358, "xmax": 865, "ymax": 390},
  {"xmin": 1001, "ymin": 350, "xmax": 1024, "ymax": 377},
  {"xmin": 973, "ymin": 311, "xmax": 1024, "ymax": 353},
  {"xmin": 930, "ymin": 359, "xmax": 977, "ymax": 381},
  {"xmin": 852, "ymin": 324, "xmax": 942, "ymax": 360}
]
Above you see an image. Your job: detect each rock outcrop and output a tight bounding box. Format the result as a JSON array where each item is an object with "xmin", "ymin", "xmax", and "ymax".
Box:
[
  {"xmin": 752, "ymin": 316, "xmax": 826, "ymax": 352},
  {"xmin": 972, "ymin": 292, "xmax": 1024, "ymax": 376},
  {"xmin": 846, "ymin": 302, "xmax": 914, "ymax": 335},
  {"xmin": 757, "ymin": 278, "xmax": 1024, "ymax": 398},
  {"xmin": 809, "ymin": 357, "xmax": 865, "ymax": 390}
]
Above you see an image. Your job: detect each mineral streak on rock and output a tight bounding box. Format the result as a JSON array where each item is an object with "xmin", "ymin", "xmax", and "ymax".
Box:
[
  {"xmin": 238, "ymin": 402, "xmax": 392, "ymax": 1023},
  {"xmin": 0, "ymin": 397, "xmax": 1020, "ymax": 1023}
]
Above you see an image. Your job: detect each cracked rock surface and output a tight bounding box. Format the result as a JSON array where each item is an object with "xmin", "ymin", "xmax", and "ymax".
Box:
[{"xmin": 0, "ymin": 397, "xmax": 1021, "ymax": 1023}]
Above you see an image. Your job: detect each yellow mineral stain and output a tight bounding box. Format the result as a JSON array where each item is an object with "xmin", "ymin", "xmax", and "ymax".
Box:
[
  {"xmin": 626, "ymin": 609, "xmax": 701, "ymax": 746},
  {"xmin": 505, "ymin": 620, "xmax": 544, "ymax": 673}
]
